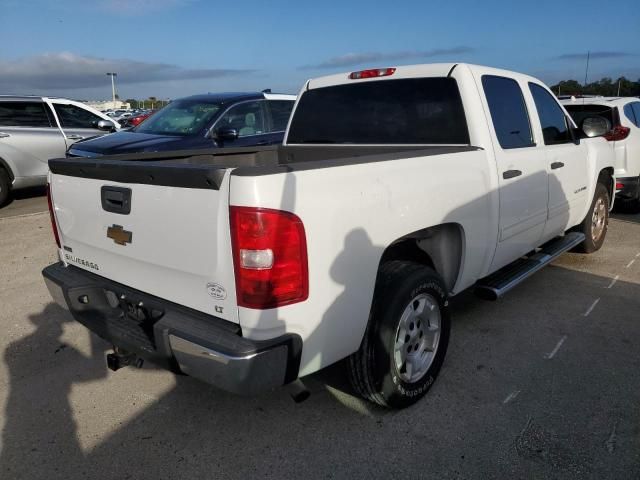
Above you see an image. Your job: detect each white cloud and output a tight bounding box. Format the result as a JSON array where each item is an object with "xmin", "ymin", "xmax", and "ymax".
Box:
[
  {"xmin": 0, "ymin": 52, "xmax": 252, "ymax": 92},
  {"xmin": 300, "ymin": 47, "xmax": 476, "ymax": 70}
]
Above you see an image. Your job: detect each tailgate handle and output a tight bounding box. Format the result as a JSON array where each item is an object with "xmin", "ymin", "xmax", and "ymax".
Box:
[{"xmin": 101, "ymin": 186, "xmax": 131, "ymax": 215}]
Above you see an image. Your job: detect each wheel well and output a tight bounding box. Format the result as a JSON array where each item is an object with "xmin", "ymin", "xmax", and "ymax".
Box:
[
  {"xmin": 0, "ymin": 157, "xmax": 14, "ymax": 182},
  {"xmin": 598, "ymin": 167, "xmax": 614, "ymax": 203},
  {"xmin": 379, "ymin": 223, "xmax": 464, "ymax": 292}
]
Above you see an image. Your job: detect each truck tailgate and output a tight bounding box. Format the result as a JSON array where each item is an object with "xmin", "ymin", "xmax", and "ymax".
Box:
[{"xmin": 48, "ymin": 159, "xmax": 239, "ymax": 323}]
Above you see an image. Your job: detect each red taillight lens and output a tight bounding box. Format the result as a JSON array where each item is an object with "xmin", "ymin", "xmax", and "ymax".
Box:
[
  {"xmin": 604, "ymin": 125, "xmax": 631, "ymax": 141},
  {"xmin": 616, "ymin": 182, "xmax": 624, "ymax": 190},
  {"xmin": 349, "ymin": 67, "xmax": 396, "ymax": 79},
  {"xmin": 230, "ymin": 206, "xmax": 308, "ymax": 309},
  {"xmin": 46, "ymin": 183, "xmax": 61, "ymax": 248}
]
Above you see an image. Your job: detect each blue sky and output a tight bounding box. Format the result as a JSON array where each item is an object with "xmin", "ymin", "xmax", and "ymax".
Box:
[{"xmin": 0, "ymin": 0, "xmax": 638, "ymax": 100}]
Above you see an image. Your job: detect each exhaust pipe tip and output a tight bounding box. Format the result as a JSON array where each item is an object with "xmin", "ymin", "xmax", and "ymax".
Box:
[{"xmin": 287, "ymin": 379, "xmax": 310, "ymax": 403}]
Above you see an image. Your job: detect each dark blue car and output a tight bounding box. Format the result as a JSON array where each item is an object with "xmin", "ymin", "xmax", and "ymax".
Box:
[{"xmin": 68, "ymin": 92, "xmax": 296, "ymax": 157}]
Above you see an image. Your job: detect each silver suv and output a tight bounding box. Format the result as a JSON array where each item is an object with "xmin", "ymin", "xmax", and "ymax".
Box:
[{"xmin": 0, "ymin": 96, "xmax": 120, "ymax": 205}]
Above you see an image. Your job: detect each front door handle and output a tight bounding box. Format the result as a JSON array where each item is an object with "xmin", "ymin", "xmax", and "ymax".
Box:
[
  {"xmin": 503, "ymin": 169, "xmax": 522, "ymax": 180},
  {"xmin": 66, "ymin": 134, "xmax": 84, "ymax": 140},
  {"xmin": 550, "ymin": 161, "xmax": 565, "ymax": 170},
  {"xmin": 0, "ymin": 132, "xmax": 10, "ymax": 138}
]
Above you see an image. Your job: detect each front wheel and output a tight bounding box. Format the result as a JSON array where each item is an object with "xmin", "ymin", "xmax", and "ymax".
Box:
[
  {"xmin": 348, "ymin": 261, "xmax": 451, "ymax": 409},
  {"xmin": 573, "ymin": 183, "xmax": 610, "ymax": 253}
]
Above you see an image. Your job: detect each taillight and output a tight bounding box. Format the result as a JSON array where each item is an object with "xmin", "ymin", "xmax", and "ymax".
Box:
[
  {"xmin": 230, "ymin": 206, "xmax": 308, "ymax": 309},
  {"xmin": 349, "ymin": 67, "xmax": 396, "ymax": 79},
  {"xmin": 616, "ymin": 182, "xmax": 624, "ymax": 190},
  {"xmin": 46, "ymin": 183, "xmax": 61, "ymax": 248},
  {"xmin": 604, "ymin": 125, "xmax": 630, "ymax": 141}
]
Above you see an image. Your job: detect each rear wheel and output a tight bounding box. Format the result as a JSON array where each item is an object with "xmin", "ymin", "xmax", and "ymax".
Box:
[
  {"xmin": 0, "ymin": 168, "xmax": 10, "ymax": 207},
  {"xmin": 348, "ymin": 261, "xmax": 450, "ymax": 409},
  {"xmin": 573, "ymin": 183, "xmax": 609, "ymax": 253}
]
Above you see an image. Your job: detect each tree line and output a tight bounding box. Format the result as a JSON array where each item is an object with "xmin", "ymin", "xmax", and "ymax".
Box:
[
  {"xmin": 551, "ymin": 77, "xmax": 640, "ymax": 97},
  {"xmin": 124, "ymin": 97, "xmax": 170, "ymax": 109}
]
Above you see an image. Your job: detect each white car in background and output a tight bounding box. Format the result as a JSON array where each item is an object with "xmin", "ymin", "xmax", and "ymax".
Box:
[
  {"xmin": 563, "ymin": 97, "xmax": 640, "ymax": 210},
  {"xmin": 0, "ymin": 95, "xmax": 119, "ymax": 205}
]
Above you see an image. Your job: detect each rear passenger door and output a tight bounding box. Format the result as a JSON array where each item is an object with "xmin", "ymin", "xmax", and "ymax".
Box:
[
  {"xmin": 528, "ymin": 82, "xmax": 588, "ymax": 236},
  {"xmin": 479, "ymin": 75, "xmax": 549, "ymax": 271},
  {"xmin": 0, "ymin": 101, "xmax": 67, "ymax": 180},
  {"xmin": 49, "ymin": 101, "xmax": 108, "ymax": 146}
]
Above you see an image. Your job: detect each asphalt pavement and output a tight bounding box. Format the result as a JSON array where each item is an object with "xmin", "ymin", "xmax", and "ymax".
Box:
[{"xmin": 0, "ymin": 206, "xmax": 639, "ymax": 479}]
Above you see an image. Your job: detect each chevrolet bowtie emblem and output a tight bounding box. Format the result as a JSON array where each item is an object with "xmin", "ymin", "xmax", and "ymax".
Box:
[{"xmin": 107, "ymin": 224, "xmax": 133, "ymax": 246}]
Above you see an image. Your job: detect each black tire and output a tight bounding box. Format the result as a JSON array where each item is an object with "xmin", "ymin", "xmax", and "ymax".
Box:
[
  {"xmin": 573, "ymin": 182, "xmax": 610, "ymax": 253},
  {"xmin": 348, "ymin": 261, "xmax": 451, "ymax": 409},
  {"xmin": 0, "ymin": 168, "xmax": 10, "ymax": 207}
]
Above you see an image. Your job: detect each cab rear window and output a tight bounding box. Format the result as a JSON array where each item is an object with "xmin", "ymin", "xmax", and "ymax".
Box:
[{"xmin": 287, "ymin": 78, "xmax": 469, "ymax": 145}]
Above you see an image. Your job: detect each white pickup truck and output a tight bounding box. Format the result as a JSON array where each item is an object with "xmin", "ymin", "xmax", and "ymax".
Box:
[{"xmin": 43, "ymin": 63, "xmax": 615, "ymax": 408}]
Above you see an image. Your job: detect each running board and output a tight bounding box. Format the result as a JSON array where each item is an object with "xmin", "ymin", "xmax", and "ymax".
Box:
[{"xmin": 475, "ymin": 232, "xmax": 585, "ymax": 301}]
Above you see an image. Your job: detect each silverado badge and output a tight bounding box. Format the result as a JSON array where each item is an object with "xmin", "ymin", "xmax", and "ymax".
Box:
[{"xmin": 107, "ymin": 224, "xmax": 133, "ymax": 246}]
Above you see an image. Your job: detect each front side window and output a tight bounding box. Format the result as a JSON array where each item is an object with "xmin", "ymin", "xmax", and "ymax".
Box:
[
  {"xmin": 135, "ymin": 98, "xmax": 222, "ymax": 136},
  {"xmin": 287, "ymin": 78, "xmax": 469, "ymax": 144},
  {"xmin": 0, "ymin": 102, "xmax": 51, "ymax": 127},
  {"xmin": 528, "ymin": 83, "xmax": 572, "ymax": 145},
  {"xmin": 53, "ymin": 104, "xmax": 103, "ymax": 129},
  {"xmin": 216, "ymin": 101, "xmax": 266, "ymax": 137},
  {"xmin": 482, "ymin": 75, "xmax": 534, "ymax": 149},
  {"xmin": 268, "ymin": 100, "xmax": 294, "ymax": 132}
]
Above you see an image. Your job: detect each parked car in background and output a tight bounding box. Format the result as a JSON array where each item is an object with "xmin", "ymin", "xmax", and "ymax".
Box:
[
  {"xmin": 67, "ymin": 92, "xmax": 296, "ymax": 157},
  {"xmin": 119, "ymin": 110, "xmax": 155, "ymax": 128},
  {"xmin": 0, "ymin": 95, "xmax": 119, "ymax": 205},
  {"xmin": 563, "ymin": 97, "xmax": 640, "ymax": 211}
]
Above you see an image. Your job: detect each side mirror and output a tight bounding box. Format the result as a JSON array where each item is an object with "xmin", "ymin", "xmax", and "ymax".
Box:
[
  {"xmin": 581, "ymin": 116, "xmax": 611, "ymax": 138},
  {"xmin": 214, "ymin": 127, "xmax": 239, "ymax": 141},
  {"xmin": 97, "ymin": 119, "xmax": 117, "ymax": 132}
]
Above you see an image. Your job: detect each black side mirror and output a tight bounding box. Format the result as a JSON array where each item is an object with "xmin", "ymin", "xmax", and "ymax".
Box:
[
  {"xmin": 97, "ymin": 119, "xmax": 117, "ymax": 132},
  {"xmin": 214, "ymin": 127, "xmax": 239, "ymax": 142},
  {"xmin": 581, "ymin": 116, "xmax": 611, "ymax": 138}
]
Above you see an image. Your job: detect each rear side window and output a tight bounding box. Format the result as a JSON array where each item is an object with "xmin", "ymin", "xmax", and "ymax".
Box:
[
  {"xmin": 482, "ymin": 76, "xmax": 534, "ymax": 149},
  {"xmin": 564, "ymin": 104, "xmax": 615, "ymax": 130},
  {"xmin": 628, "ymin": 102, "xmax": 640, "ymax": 128},
  {"xmin": 268, "ymin": 100, "xmax": 294, "ymax": 132},
  {"xmin": 53, "ymin": 104, "xmax": 103, "ymax": 129},
  {"xmin": 287, "ymin": 78, "xmax": 469, "ymax": 144},
  {"xmin": 0, "ymin": 102, "xmax": 51, "ymax": 127},
  {"xmin": 528, "ymin": 83, "xmax": 572, "ymax": 145}
]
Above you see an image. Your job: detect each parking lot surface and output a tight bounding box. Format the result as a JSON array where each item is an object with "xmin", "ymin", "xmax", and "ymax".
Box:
[{"xmin": 1, "ymin": 210, "xmax": 639, "ymax": 479}]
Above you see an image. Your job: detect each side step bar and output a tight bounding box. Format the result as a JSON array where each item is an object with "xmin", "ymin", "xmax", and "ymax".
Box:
[{"xmin": 475, "ymin": 232, "xmax": 585, "ymax": 301}]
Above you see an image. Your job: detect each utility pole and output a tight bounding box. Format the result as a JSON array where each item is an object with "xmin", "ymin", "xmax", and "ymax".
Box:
[
  {"xmin": 106, "ymin": 73, "xmax": 117, "ymax": 108},
  {"xmin": 583, "ymin": 51, "xmax": 590, "ymax": 89},
  {"xmin": 617, "ymin": 79, "xmax": 621, "ymax": 96}
]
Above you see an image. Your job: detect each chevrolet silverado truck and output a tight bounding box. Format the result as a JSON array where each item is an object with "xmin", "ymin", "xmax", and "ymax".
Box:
[{"xmin": 42, "ymin": 63, "xmax": 615, "ymax": 408}]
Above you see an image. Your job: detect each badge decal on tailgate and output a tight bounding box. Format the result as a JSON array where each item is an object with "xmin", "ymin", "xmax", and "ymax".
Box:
[
  {"xmin": 206, "ymin": 282, "xmax": 227, "ymax": 300},
  {"xmin": 107, "ymin": 224, "xmax": 133, "ymax": 246}
]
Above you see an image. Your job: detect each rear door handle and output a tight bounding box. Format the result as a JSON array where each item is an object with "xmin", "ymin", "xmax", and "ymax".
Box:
[
  {"xmin": 503, "ymin": 169, "xmax": 522, "ymax": 180},
  {"xmin": 0, "ymin": 132, "xmax": 10, "ymax": 138},
  {"xmin": 550, "ymin": 161, "xmax": 565, "ymax": 170},
  {"xmin": 66, "ymin": 134, "xmax": 84, "ymax": 140}
]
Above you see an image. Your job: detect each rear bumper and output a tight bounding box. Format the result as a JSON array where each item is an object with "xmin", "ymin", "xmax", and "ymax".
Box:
[
  {"xmin": 616, "ymin": 176, "xmax": 639, "ymax": 201},
  {"xmin": 42, "ymin": 262, "xmax": 301, "ymax": 395}
]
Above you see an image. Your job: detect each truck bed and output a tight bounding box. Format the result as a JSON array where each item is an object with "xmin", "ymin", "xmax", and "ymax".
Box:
[{"xmin": 50, "ymin": 145, "xmax": 480, "ymax": 189}]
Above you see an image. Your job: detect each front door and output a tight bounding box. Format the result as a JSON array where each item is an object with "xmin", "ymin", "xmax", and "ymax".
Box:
[
  {"xmin": 49, "ymin": 101, "xmax": 108, "ymax": 147},
  {"xmin": 528, "ymin": 83, "xmax": 589, "ymax": 238}
]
